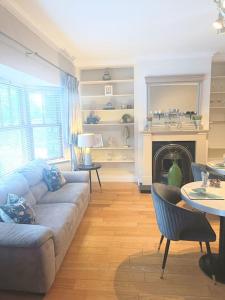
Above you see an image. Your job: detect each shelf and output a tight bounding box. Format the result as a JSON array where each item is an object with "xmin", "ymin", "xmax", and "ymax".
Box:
[
  {"xmin": 208, "ymin": 157, "xmax": 224, "ymax": 161},
  {"xmin": 83, "ymin": 123, "xmax": 135, "ymax": 126},
  {"xmin": 209, "ymin": 147, "xmax": 225, "ymax": 150},
  {"xmin": 82, "ymin": 109, "xmax": 134, "ymax": 112},
  {"xmin": 80, "ymin": 66, "xmax": 135, "ymax": 181},
  {"xmin": 80, "ymin": 79, "xmax": 134, "ymax": 85},
  {"xmin": 81, "ymin": 94, "xmax": 133, "ymax": 98},
  {"xmin": 210, "ymin": 121, "xmax": 225, "ymax": 124},
  {"xmin": 93, "ymin": 160, "xmax": 135, "ymax": 163},
  {"xmin": 212, "ymin": 76, "xmax": 225, "ymax": 79},
  {"xmin": 210, "ymin": 92, "xmax": 225, "ymax": 94},
  {"xmin": 92, "ymin": 147, "xmax": 134, "ymax": 150},
  {"xmin": 210, "ymin": 107, "xmax": 225, "ymax": 109}
]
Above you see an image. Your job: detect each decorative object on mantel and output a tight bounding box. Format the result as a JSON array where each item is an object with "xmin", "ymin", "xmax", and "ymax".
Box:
[
  {"xmin": 103, "ymin": 101, "xmax": 115, "ymax": 110},
  {"xmin": 104, "ymin": 85, "xmax": 113, "ymax": 96},
  {"xmin": 86, "ymin": 111, "xmax": 100, "ymax": 124},
  {"xmin": 122, "ymin": 126, "xmax": 130, "ymax": 147},
  {"xmin": 145, "ymin": 109, "xmax": 199, "ymax": 131},
  {"xmin": 102, "ymin": 68, "xmax": 111, "ymax": 81},
  {"xmin": 213, "ymin": 0, "xmax": 225, "ymax": 34},
  {"xmin": 168, "ymin": 152, "xmax": 183, "ymax": 187},
  {"xmin": 121, "ymin": 114, "xmax": 134, "ymax": 123},
  {"xmin": 185, "ymin": 111, "xmax": 196, "ymax": 120},
  {"xmin": 192, "ymin": 114, "xmax": 202, "ymax": 130}
]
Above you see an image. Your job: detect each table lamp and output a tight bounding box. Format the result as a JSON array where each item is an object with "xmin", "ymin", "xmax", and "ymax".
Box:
[{"xmin": 77, "ymin": 133, "xmax": 95, "ymax": 166}]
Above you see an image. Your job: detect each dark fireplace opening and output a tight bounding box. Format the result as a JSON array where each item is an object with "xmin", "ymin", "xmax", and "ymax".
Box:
[{"xmin": 152, "ymin": 141, "xmax": 195, "ymax": 185}]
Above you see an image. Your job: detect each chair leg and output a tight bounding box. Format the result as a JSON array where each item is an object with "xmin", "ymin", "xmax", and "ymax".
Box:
[
  {"xmin": 205, "ymin": 242, "xmax": 216, "ymax": 284},
  {"xmin": 158, "ymin": 235, "xmax": 164, "ymax": 252},
  {"xmin": 160, "ymin": 239, "xmax": 170, "ymax": 279},
  {"xmin": 199, "ymin": 242, "xmax": 203, "ymax": 253}
]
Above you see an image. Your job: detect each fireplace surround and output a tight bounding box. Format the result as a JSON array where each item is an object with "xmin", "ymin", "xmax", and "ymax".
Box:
[
  {"xmin": 152, "ymin": 141, "xmax": 195, "ymax": 185},
  {"xmin": 139, "ymin": 130, "xmax": 208, "ymax": 192}
]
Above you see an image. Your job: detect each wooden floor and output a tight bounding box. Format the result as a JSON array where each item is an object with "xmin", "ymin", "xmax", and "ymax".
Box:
[{"xmin": 1, "ymin": 182, "xmax": 225, "ymax": 300}]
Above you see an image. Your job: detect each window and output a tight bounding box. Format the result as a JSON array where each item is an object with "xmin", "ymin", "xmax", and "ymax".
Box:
[{"xmin": 0, "ymin": 79, "xmax": 64, "ymax": 176}]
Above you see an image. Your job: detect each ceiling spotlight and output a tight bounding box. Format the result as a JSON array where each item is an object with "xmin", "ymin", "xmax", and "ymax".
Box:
[
  {"xmin": 213, "ymin": 14, "xmax": 224, "ymax": 29},
  {"xmin": 213, "ymin": 0, "xmax": 225, "ymax": 33}
]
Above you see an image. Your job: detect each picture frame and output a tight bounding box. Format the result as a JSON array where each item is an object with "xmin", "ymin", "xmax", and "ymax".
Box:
[{"xmin": 104, "ymin": 85, "xmax": 113, "ymax": 96}]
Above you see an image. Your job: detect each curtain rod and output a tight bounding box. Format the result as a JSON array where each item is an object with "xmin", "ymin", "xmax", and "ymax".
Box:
[{"xmin": 0, "ymin": 31, "xmax": 76, "ymax": 79}]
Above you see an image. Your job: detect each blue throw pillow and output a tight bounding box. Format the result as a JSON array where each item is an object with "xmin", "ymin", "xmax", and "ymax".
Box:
[
  {"xmin": 43, "ymin": 166, "xmax": 66, "ymax": 192},
  {"xmin": 0, "ymin": 194, "xmax": 36, "ymax": 224}
]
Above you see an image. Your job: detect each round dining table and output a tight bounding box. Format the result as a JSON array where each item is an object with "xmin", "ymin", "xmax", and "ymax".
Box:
[
  {"xmin": 181, "ymin": 181, "xmax": 225, "ymax": 283},
  {"xmin": 207, "ymin": 161, "xmax": 225, "ymax": 176}
]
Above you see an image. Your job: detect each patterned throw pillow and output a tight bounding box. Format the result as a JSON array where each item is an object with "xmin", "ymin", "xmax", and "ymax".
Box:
[
  {"xmin": 0, "ymin": 193, "xmax": 36, "ymax": 224},
  {"xmin": 43, "ymin": 166, "xmax": 66, "ymax": 192}
]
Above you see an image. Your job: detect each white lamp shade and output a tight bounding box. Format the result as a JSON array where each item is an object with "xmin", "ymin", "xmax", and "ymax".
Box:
[{"xmin": 77, "ymin": 133, "xmax": 95, "ymax": 148}]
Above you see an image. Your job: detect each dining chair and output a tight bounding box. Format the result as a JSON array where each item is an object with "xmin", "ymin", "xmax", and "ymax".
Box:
[
  {"xmin": 155, "ymin": 183, "xmax": 204, "ymax": 253},
  {"xmin": 152, "ymin": 183, "xmax": 216, "ymax": 281},
  {"xmin": 156, "ymin": 184, "xmax": 181, "ymax": 252},
  {"xmin": 191, "ymin": 162, "xmax": 225, "ymax": 181}
]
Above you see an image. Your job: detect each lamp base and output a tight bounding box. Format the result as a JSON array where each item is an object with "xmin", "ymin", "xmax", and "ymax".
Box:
[{"xmin": 84, "ymin": 153, "xmax": 92, "ymax": 166}]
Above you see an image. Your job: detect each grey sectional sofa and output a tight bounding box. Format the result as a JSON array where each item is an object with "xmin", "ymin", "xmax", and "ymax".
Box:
[{"xmin": 0, "ymin": 160, "xmax": 90, "ymax": 293}]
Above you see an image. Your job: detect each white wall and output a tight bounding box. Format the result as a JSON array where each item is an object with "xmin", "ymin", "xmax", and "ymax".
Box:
[
  {"xmin": 0, "ymin": 5, "xmax": 76, "ymax": 85},
  {"xmin": 134, "ymin": 54, "xmax": 213, "ymax": 183}
]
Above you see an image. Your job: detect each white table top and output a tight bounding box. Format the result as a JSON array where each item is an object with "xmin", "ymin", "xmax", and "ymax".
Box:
[
  {"xmin": 181, "ymin": 181, "xmax": 225, "ymax": 217},
  {"xmin": 207, "ymin": 161, "xmax": 225, "ymax": 176}
]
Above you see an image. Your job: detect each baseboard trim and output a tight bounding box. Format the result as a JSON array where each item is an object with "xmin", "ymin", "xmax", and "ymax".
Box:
[{"xmin": 139, "ymin": 183, "xmax": 151, "ymax": 193}]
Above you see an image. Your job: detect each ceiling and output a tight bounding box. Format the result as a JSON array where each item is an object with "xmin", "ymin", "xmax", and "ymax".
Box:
[{"xmin": 3, "ymin": 0, "xmax": 225, "ymax": 65}]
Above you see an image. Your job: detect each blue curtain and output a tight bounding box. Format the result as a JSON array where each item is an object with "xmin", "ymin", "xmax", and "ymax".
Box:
[{"xmin": 63, "ymin": 73, "xmax": 83, "ymax": 170}]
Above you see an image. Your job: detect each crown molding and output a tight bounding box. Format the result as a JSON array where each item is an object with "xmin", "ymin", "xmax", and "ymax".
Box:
[{"xmin": 0, "ymin": 0, "xmax": 75, "ymax": 64}]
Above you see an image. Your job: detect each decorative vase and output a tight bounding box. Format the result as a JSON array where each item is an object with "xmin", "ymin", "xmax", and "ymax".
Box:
[
  {"xmin": 194, "ymin": 119, "xmax": 201, "ymax": 130},
  {"xmin": 168, "ymin": 160, "xmax": 182, "ymax": 187}
]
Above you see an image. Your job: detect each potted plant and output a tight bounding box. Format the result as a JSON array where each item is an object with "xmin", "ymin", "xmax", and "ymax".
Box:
[{"xmin": 192, "ymin": 114, "xmax": 202, "ymax": 129}]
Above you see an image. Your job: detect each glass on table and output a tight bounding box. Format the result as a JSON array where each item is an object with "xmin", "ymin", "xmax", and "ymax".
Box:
[{"xmin": 201, "ymin": 171, "xmax": 209, "ymax": 188}]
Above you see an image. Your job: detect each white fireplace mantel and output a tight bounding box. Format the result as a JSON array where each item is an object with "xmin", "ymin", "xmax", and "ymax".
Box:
[{"xmin": 140, "ymin": 130, "xmax": 208, "ymax": 186}]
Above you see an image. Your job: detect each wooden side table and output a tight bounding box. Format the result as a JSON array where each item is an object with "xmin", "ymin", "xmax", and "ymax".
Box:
[{"xmin": 77, "ymin": 163, "xmax": 102, "ymax": 193}]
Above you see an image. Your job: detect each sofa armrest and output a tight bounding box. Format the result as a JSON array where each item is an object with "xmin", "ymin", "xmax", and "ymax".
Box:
[
  {"xmin": 0, "ymin": 223, "xmax": 53, "ymax": 248},
  {"xmin": 62, "ymin": 171, "xmax": 89, "ymax": 183}
]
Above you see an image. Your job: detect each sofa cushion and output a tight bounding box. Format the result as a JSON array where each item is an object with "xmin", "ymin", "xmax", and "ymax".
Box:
[
  {"xmin": 30, "ymin": 181, "xmax": 48, "ymax": 203},
  {"xmin": 2, "ymin": 173, "xmax": 36, "ymax": 206},
  {"xmin": 43, "ymin": 166, "xmax": 66, "ymax": 192},
  {"xmin": 39, "ymin": 183, "xmax": 89, "ymax": 209},
  {"xmin": 18, "ymin": 159, "xmax": 49, "ymax": 187},
  {"xmin": 0, "ymin": 193, "xmax": 36, "ymax": 224},
  {"xmin": 34, "ymin": 203, "xmax": 77, "ymax": 256}
]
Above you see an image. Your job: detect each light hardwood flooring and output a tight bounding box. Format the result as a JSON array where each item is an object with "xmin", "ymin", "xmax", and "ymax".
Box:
[{"xmin": 1, "ymin": 182, "xmax": 225, "ymax": 300}]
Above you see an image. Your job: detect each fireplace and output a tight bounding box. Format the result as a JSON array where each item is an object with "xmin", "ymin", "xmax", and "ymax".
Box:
[
  {"xmin": 152, "ymin": 141, "xmax": 195, "ymax": 185},
  {"xmin": 140, "ymin": 131, "xmax": 208, "ymax": 193}
]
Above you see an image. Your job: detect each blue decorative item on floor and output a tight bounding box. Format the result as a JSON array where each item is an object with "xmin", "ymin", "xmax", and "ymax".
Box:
[{"xmin": 168, "ymin": 160, "xmax": 183, "ymax": 187}]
